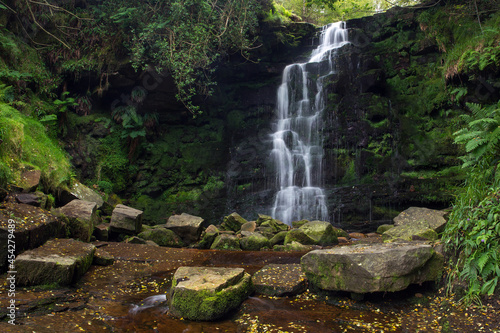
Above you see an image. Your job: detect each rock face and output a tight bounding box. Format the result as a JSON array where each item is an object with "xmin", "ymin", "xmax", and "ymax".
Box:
[
  {"xmin": 15, "ymin": 238, "xmax": 96, "ymax": 286},
  {"xmin": 252, "ymin": 264, "xmax": 307, "ymax": 296},
  {"xmin": 110, "ymin": 204, "xmax": 143, "ymax": 234},
  {"xmin": 301, "ymin": 242, "xmax": 443, "ymax": 294},
  {"xmin": 166, "ymin": 213, "xmax": 205, "ymax": 244},
  {"xmin": 59, "ymin": 180, "xmax": 104, "ymax": 208},
  {"xmin": 59, "ymin": 199, "xmax": 98, "ymax": 242},
  {"xmin": 0, "ymin": 203, "xmax": 65, "ymax": 272},
  {"xmin": 169, "ymin": 266, "xmax": 252, "ymax": 321},
  {"xmin": 383, "ymin": 207, "xmax": 447, "ymax": 242}
]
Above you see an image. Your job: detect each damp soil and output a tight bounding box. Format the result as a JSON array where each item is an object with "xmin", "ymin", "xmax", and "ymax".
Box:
[{"xmin": 1, "ymin": 242, "xmax": 499, "ymax": 332}]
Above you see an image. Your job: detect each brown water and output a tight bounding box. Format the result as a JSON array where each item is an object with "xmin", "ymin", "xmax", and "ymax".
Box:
[{"xmin": 0, "ymin": 242, "xmax": 468, "ymax": 332}]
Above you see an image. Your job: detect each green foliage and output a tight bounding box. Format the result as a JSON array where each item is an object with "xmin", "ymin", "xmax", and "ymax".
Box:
[
  {"xmin": 0, "ymin": 102, "xmax": 72, "ymax": 190},
  {"xmin": 453, "ymin": 101, "xmax": 500, "ymax": 168}
]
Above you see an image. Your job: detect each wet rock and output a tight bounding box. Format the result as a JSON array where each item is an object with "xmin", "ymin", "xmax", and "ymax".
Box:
[
  {"xmin": 240, "ymin": 232, "xmax": 270, "ymax": 251},
  {"xmin": 169, "ymin": 266, "xmax": 252, "ymax": 321},
  {"xmin": 301, "ymin": 242, "xmax": 444, "ymax": 294},
  {"xmin": 166, "ymin": 213, "xmax": 205, "ymax": 245},
  {"xmin": 58, "ymin": 199, "xmax": 98, "ymax": 242},
  {"xmin": 252, "ymin": 264, "xmax": 307, "ymax": 296},
  {"xmin": 220, "ymin": 212, "xmax": 248, "ymax": 232},
  {"xmin": 256, "ymin": 214, "xmax": 288, "ymax": 233},
  {"xmin": 15, "ymin": 238, "xmax": 96, "ymax": 286},
  {"xmin": 0, "ymin": 203, "xmax": 65, "ymax": 272},
  {"xmin": 19, "ymin": 169, "xmax": 41, "ymax": 192},
  {"xmin": 210, "ymin": 234, "xmax": 241, "ymax": 250},
  {"xmin": 110, "ymin": 204, "xmax": 143, "ymax": 234},
  {"xmin": 137, "ymin": 227, "xmax": 184, "ymax": 247},
  {"xmin": 299, "ymin": 221, "xmax": 339, "ymax": 246},
  {"xmin": 93, "ymin": 248, "xmax": 114, "ymax": 266},
  {"xmin": 196, "ymin": 224, "xmax": 219, "ymax": 249},
  {"xmin": 59, "ymin": 180, "xmax": 104, "ymax": 208}
]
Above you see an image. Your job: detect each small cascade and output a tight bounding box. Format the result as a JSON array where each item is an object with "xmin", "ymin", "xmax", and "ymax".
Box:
[{"xmin": 270, "ymin": 22, "xmax": 348, "ymax": 225}]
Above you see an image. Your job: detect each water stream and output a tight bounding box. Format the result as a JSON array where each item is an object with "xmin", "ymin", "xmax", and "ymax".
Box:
[{"xmin": 270, "ymin": 22, "xmax": 349, "ymax": 225}]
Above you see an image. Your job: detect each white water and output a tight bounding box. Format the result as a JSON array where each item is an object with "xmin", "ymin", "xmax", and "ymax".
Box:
[{"xmin": 270, "ymin": 22, "xmax": 348, "ymax": 225}]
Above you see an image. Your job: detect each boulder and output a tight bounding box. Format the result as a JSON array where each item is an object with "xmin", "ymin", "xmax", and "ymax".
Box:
[
  {"xmin": 394, "ymin": 207, "xmax": 447, "ymax": 232},
  {"xmin": 252, "ymin": 264, "xmax": 307, "ymax": 296},
  {"xmin": 169, "ymin": 266, "xmax": 252, "ymax": 321},
  {"xmin": 19, "ymin": 169, "xmax": 41, "ymax": 192},
  {"xmin": 299, "ymin": 221, "xmax": 339, "ymax": 246},
  {"xmin": 15, "ymin": 193, "xmax": 41, "ymax": 207},
  {"xmin": 256, "ymin": 214, "xmax": 288, "ymax": 233},
  {"xmin": 301, "ymin": 242, "xmax": 444, "ymax": 294},
  {"xmin": 59, "ymin": 180, "xmax": 104, "ymax": 208},
  {"xmin": 166, "ymin": 213, "xmax": 205, "ymax": 244},
  {"xmin": 269, "ymin": 230, "xmax": 288, "ymax": 247},
  {"xmin": 0, "ymin": 203, "xmax": 65, "ymax": 272},
  {"xmin": 291, "ymin": 219, "xmax": 309, "ymax": 228},
  {"xmin": 137, "ymin": 227, "xmax": 184, "ymax": 247},
  {"xmin": 240, "ymin": 232, "xmax": 270, "ymax": 251},
  {"xmin": 332, "ymin": 226, "xmax": 349, "ymax": 238},
  {"xmin": 284, "ymin": 228, "xmax": 316, "ymax": 246},
  {"xmin": 197, "ymin": 224, "xmax": 219, "ymax": 249},
  {"xmin": 15, "ymin": 238, "xmax": 95, "ymax": 286},
  {"xmin": 58, "ymin": 199, "xmax": 98, "ymax": 242},
  {"xmin": 110, "ymin": 204, "xmax": 143, "ymax": 234},
  {"xmin": 240, "ymin": 221, "xmax": 257, "ymax": 232},
  {"xmin": 383, "ymin": 224, "xmax": 438, "ymax": 242},
  {"xmin": 210, "ymin": 234, "xmax": 241, "ymax": 250},
  {"xmin": 220, "ymin": 212, "xmax": 247, "ymax": 232}
]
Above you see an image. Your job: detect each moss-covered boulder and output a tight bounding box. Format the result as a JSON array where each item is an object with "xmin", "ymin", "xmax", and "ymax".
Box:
[
  {"xmin": 210, "ymin": 234, "xmax": 241, "ymax": 250},
  {"xmin": 15, "ymin": 238, "xmax": 95, "ymax": 286},
  {"xmin": 240, "ymin": 232, "xmax": 270, "ymax": 251},
  {"xmin": 291, "ymin": 219, "xmax": 309, "ymax": 228},
  {"xmin": 284, "ymin": 228, "xmax": 317, "ymax": 246},
  {"xmin": 197, "ymin": 224, "xmax": 220, "ymax": 249},
  {"xmin": 252, "ymin": 264, "xmax": 307, "ymax": 296},
  {"xmin": 137, "ymin": 227, "xmax": 184, "ymax": 247},
  {"xmin": 301, "ymin": 242, "xmax": 444, "ymax": 294},
  {"xmin": 299, "ymin": 221, "xmax": 339, "ymax": 246},
  {"xmin": 169, "ymin": 266, "xmax": 252, "ymax": 321},
  {"xmin": 269, "ymin": 230, "xmax": 288, "ymax": 247},
  {"xmin": 376, "ymin": 224, "xmax": 394, "ymax": 234},
  {"xmin": 220, "ymin": 212, "xmax": 248, "ymax": 232},
  {"xmin": 59, "ymin": 180, "xmax": 104, "ymax": 208},
  {"xmin": 256, "ymin": 214, "xmax": 288, "ymax": 233},
  {"xmin": 383, "ymin": 224, "xmax": 439, "ymax": 242}
]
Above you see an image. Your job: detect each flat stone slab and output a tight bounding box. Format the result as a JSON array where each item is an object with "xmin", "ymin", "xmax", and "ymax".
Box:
[
  {"xmin": 169, "ymin": 266, "xmax": 252, "ymax": 321},
  {"xmin": 252, "ymin": 264, "xmax": 307, "ymax": 296},
  {"xmin": 166, "ymin": 213, "xmax": 205, "ymax": 244},
  {"xmin": 0, "ymin": 203, "xmax": 65, "ymax": 272},
  {"xmin": 15, "ymin": 238, "xmax": 96, "ymax": 286},
  {"xmin": 301, "ymin": 242, "xmax": 443, "ymax": 294}
]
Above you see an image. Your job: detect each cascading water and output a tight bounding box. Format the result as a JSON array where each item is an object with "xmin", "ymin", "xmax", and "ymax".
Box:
[{"xmin": 270, "ymin": 22, "xmax": 348, "ymax": 225}]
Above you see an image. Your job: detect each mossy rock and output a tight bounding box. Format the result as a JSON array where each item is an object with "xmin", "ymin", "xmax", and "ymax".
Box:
[
  {"xmin": 170, "ymin": 267, "xmax": 253, "ymax": 321},
  {"xmin": 220, "ymin": 212, "xmax": 248, "ymax": 232},
  {"xmin": 197, "ymin": 225, "xmax": 219, "ymax": 249},
  {"xmin": 299, "ymin": 221, "xmax": 338, "ymax": 246},
  {"xmin": 269, "ymin": 230, "xmax": 288, "ymax": 247},
  {"xmin": 284, "ymin": 229, "xmax": 316, "ymax": 246},
  {"xmin": 332, "ymin": 227, "xmax": 349, "ymax": 238},
  {"xmin": 377, "ymin": 224, "xmax": 394, "ymax": 234},
  {"xmin": 137, "ymin": 228, "xmax": 184, "ymax": 247},
  {"xmin": 240, "ymin": 232, "xmax": 270, "ymax": 251},
  {"xmin": 210, "ymin": 234, "xmax": 241, "ymax": 251},
  {"xmin": 291, "ymin": 219, "xmax": 309, "ymax": 228}
]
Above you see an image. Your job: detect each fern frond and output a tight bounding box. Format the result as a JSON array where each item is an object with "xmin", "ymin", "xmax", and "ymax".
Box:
[{"xmin": 465, "ymin": 138, "xmax": 487, "ymax": 153}]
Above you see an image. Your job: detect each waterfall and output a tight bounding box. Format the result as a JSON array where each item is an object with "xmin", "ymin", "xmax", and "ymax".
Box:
[{"xmin": 270, "ymin": 22, "xmax": 348, "ymax": 225}]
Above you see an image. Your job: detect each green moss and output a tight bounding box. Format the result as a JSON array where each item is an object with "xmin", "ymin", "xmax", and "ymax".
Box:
[{"xmin": 0, "ymin": 103, "xmax": 72, "ymax": 190}]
